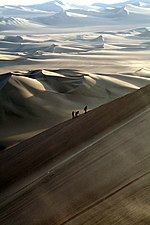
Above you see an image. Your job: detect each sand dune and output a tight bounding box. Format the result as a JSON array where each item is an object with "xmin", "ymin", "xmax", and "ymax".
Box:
[
  {"xmin": 0, "ymin": 68, "xmax": 150, "ymax": 148},
  {"xmin": 0, "ymin": 25, "xmax": 149, "ymax": 76},
  {"xmin": 0, "ymin": 84, "xmax": 150, "ymax": 224},
  {"xmin": 3, "ymin": 35, "xmax": 24, "ymax": 42},
  {"xmin": 134, "ymin": 68, "xmax": 150, "ymax": 77}
]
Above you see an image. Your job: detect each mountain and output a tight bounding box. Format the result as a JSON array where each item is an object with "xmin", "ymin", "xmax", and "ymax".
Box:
[
  {"xmin": 92, "ymin": 0, "xmax": 150, "ymax": 8},
  {"xmin": 0, "ymin": 5, "xmax": 51, "ymax": 18},
  {"xmin": 0, "ymin": 0, "xmax": 150, "ymax": 30},
  {"xmin": 0, "ymin": 17, "xmax": 45, "ymax": 31},
  {"xmin": 102, "ymin": 6, "xmax": 129, "ymax": 18},
  {"xmin": 27, "ymin": 0, "xmax": 64, "ymax": 12}
]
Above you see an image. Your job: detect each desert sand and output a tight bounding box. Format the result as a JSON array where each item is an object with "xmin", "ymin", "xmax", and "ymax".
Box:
[
  {"xmin": 0, "ymin": 25, "xmax": 150, "ymax": 148},
  {"xmin": 0, "ymin": 84, "xmax": 150, "ymax": 224},
  {"xmin": 0, "ymin": 0, "xmax": 150, "ymax": 224}
]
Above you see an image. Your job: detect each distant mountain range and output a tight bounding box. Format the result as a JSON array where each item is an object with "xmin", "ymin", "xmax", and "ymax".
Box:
[
  {"xmin": 92, "ymin": 0, "xmax": 150, "ymax": 8},
  {"xmin": 0, "ymin": 0, "xmax": 150, "ymax": 30}
]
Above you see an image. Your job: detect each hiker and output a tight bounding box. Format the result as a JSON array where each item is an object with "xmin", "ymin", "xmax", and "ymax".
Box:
[
  {"xmin": 75, "ymin": 111, "xmax": 79, "ymax": 117},
  {"xmin": 84, "ymin": 105, "xmax": 87, "ymax": 114},
  {"xmin": 72, "ymin": 111, "xmax": 75, "ymax": 119}
]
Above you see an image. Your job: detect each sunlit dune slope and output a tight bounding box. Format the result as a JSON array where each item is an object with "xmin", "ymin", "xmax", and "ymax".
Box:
[{"xmin": 0, "ymin": 84, "xmax": 150, "ymax": 225}]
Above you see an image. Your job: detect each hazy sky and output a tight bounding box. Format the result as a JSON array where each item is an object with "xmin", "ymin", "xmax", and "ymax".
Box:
[{"xmin": 0, "ymin": 0, "xmax": 127, "ymax": 6}]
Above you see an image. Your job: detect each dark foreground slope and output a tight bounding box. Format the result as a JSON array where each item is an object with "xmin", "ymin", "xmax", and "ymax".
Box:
[{"xmin": 0, "ymin": 84, "xmax": 150, "ymax": 225}]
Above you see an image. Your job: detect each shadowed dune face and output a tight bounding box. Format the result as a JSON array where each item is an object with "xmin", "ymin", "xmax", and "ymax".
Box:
[
  {"xmin": 0, "ymin": 68, "xmax": 150, "ymax": 147},
  {"xmin": 0, "ymin": 84, "xmax": 150, "ymax": 225}
]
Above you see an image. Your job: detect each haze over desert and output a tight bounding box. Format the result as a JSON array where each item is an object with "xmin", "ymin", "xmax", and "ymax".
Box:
[{"xmin": 0, "ymin": 0, "xmax": 150, "ymax": 224}]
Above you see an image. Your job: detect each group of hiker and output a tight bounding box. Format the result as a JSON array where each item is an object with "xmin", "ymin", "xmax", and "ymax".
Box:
[{"xmin": 72, "ymin": 105, "xmax": 87, "ymax": 119}]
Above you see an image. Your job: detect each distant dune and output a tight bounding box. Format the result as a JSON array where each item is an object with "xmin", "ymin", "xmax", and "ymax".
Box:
[
  {"xmin": 0, "ymin": 84, "xmax": 150, "ymax": 224},
  {"xmin": 0, "ymin": 26, "xmax": 150, "ymax": 75}
]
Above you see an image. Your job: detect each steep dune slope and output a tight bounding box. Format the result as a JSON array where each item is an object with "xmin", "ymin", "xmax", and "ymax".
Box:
[{"xmin": 0, "ymin": 84, "xmax": 150, "ymax": 225}]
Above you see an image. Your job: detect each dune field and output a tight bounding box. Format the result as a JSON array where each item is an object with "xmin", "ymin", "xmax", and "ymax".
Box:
[
  {"xmin": 0, "ymin": 0, "xmax": 150, "ymax": 224},
  {"xmin": 0, "ymin": 0, "xmax": 150, "ymax": 147},
  {"xmin": 0, "ymin": 67, "xmax": 150, "ymax": 148}
]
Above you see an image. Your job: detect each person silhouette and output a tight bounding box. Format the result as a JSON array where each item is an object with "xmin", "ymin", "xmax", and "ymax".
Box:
[
  {"xmin": 72, "ymin": 111, "xmax": 75, "ymax": 119},
  {"xmin": 75, "ymin": 111, "xmax": 79, "ymax": 117},
  {"xmin": 84, "ymin": 105, "xmax": 87, "ymax": 114}
]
